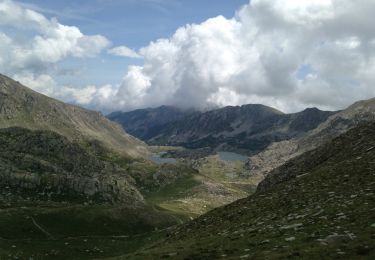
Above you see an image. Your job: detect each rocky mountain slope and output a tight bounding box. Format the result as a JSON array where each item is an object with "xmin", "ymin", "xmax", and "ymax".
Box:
[
  {"xmin": 0, "ymin": 74, "xmax": 147, "ymax": 157},
  {"xmin": 0, "ymin": 127, "xmax": 144, "ymax": 205},
  {"xmin": 109, "ymin": 104, "xmax": 335, "ymax": 154},
  {"xmin": 248, "ymin": 97, "xmax": 375, "ymax": 178},
  {"xmin": 123, "ymin": 122, "xmax": 375, "ymax": 259}
]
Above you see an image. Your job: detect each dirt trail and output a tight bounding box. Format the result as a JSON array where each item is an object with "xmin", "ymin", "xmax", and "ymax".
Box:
[{"xmin": 30, "ymin": 217, "xmax": 54, "ymax": 239}]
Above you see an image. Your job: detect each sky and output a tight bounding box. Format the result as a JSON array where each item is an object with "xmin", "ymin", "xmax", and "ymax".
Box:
[{"xmin": 0, "ymin": 0, "xmax": 375, "ymax": 113}]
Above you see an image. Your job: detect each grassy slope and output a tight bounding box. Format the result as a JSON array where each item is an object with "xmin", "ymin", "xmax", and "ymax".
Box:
[
  {"xmin": 144, "ymin": 155, "xmax": 259, "ymax": 219},
  {"xmin": 0, "ymin": 200, "xmax": 176, "ymax": 259},
  {"xmin": 121, "ymin": 122, "xmax": 375, "ymax": 259}
]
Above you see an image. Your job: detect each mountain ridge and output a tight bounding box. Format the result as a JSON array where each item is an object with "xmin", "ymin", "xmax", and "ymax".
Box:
[{"xmin": 108, "ymin": 103, "xmax": 336, "ymax": 154}]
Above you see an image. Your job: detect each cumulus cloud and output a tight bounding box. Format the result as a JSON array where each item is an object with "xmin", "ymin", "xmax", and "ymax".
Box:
[
  {"xmin": 108, "ymin": 46, "xmax": 142, "ymax": 58},
  {"xmin": 0, "ymin": 0, "xmax": 109, "ymax": 77},
  {"xmin": 13, "ymin": 72, "xmax": 117, "ymax": 111},
  {"xmin": 94, "ymin": 0, "xmax": 375, "ymax": 112},
  {"xmin": 13, "ymin": 73, "xmax": 56, "ymax": 96}
]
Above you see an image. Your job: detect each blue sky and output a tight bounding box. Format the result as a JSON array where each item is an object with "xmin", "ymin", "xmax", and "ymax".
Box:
[
  {"xmin": 20, "ymin": 0, "xmax": 248, "ymax": 45},
  {"xmin": 18, "ymin": 0, "xmax": 249, "ymax": 87}
]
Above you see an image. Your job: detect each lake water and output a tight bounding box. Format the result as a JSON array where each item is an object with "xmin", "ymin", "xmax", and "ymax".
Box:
[
  {"xmin": 148, "ymin": 153, "xmax": 177, "ymax": 165},
  {"xmin": 217, "ymin": 152, "xmax": 248, "ymax": 162}
]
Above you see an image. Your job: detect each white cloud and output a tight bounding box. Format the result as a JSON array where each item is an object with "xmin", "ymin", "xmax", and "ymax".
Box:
[
  {"xmin": 96, "ymin": 0, "xmax": 375, "ymax": 112},
  {"xmin": 0, "ymin": 0, "xmax": 110, "ymax": 73},
  {"xmin": 13, "ymin": 73, "xmax": 56, "ymax": 96},
  {"xmin": 108, "ymin": 46, "xmax": 142, "ymax": 58},
  {"xmin": 13, "ymin": 72, "xmax": 118, "ymax": 111}
]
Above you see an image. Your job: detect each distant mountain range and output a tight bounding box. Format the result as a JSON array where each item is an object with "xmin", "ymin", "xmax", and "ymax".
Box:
[{"xmin": 108, "ymin": 104, "xmax": 336, "ymax": 154}]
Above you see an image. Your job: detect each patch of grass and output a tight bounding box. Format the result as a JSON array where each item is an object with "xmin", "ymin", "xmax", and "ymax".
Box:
[
  {"xmin": 145, "ymin": 175, "xmax": 201, "ymax": 219},
  {"xmin": 145, "ymin": 175, "xmax": 200, "ymax": 203},
  {"xmin": 0, "ymin": 199, "xmax": 178, "ymax": 259},
  {"xmin": 142, "ymin": 154, "xmax": 259, "ymax": 219},
  {"xmin": 0, "ymin": 231, "xmax": 166, "ymax": 260}
]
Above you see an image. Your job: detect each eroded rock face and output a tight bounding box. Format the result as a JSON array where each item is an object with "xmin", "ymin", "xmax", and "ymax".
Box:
[{"xmin": 0, "ymin": 127, "xmax": 144, "ymax": 205}]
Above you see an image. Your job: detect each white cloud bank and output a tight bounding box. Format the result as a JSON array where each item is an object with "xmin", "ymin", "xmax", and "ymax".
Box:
[
  {"xmin": 93, "ymin": 0, "xmax": 375, "ymax": 112},
  {"xmin": 2, "ymin": 0, "xmax": 375, "ymax": 113}
]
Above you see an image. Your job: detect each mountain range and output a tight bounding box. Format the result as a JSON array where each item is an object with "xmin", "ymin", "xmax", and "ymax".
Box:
[{"xmin": 108, "ymin": 104, "xmax": 336, "ymax": 154}]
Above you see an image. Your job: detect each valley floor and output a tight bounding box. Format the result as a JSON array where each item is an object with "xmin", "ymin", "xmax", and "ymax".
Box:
[{"xmin": 0, "ymin": 149, "xmax": 259, "ymax": 259}]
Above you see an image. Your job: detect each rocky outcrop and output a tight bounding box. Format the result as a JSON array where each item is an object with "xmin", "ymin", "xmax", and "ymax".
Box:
[{"xmin": 0, "ymin": 127, "xmax": 144, "ymax": 205}]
